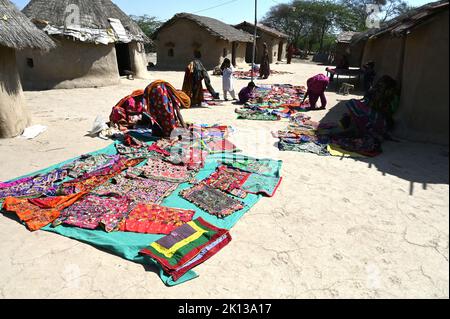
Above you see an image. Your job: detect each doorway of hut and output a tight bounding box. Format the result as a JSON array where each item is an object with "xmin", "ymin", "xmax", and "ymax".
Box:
[
  {"xmin": 245, "ymin": 42, "xmax": 258, "ymax": 64},
  {"xmin": 277, "ymin": 41, "xmax": 283, "ymax": 61},
  {"xmin": 232, "ymin": 42, "xmax": 237, "ymax": 67},
  {"xmin": 115, "ymin": 43, "xmax": 132, "ymax": 76}
]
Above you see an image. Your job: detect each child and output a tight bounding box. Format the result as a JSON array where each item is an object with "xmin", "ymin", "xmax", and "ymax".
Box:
[
  {"xmin": 303, "ymin": 74, "xmax": 330, "ymax": 110},
  {"xmin": 238, "ymin": 82, "xmax": 256, "ymax": 104},
  {"xmin": 221, "ymin": 58, "xmax": 236, "ymax": 101}
]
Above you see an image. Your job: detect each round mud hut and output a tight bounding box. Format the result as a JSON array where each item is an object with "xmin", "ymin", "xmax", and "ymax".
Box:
[
  {"xmin": 16, "ymin": 0, "xmax": 150, "ymax": 90},
  {"xmin": 0, "ymin": 0, "xmax": 55, "ymax": 138}
]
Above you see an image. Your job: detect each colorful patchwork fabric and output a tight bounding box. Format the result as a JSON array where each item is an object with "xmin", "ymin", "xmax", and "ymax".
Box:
[
  {"xmin": 63, "ymin": 154, "xmax": 120, "ymax": 178},
  {"xmin": 53, "ymin": 195, "xmax": 132, "ymax": 232},
  {"xmin": 202, "ymin": 165, "xmax": 250, "ymax": 199},
  {"xmin": 115, "ymin": 144, "xmax": 156, "ymax": 159},
  {"xmin": 2, "ymin": 192, "xmax": 87, "ymax": 231},
  {"xmin": 127, "ymin": 158, "xmax": 196, "ymax": 183},
  {"xmin": 165, "ymin": 147, "xmax": 208, "ymax": 170},
  {"xmin": 221, "ymin": 157, "xmax": 282, "ymax": 177},
  {"xmin": 180, "ymin": 183, "xmax": 244, "ymax": 218},
  {"xmin": 278, "ymin": 140, "xmax": 330, "ymax": 156},
  {"xmin": 140, "ymin": 218, "xmax": 232, "ymax": 281},
  {"xmin": 57, "ymin": 157, "xmax": 143, "ymax": 195},
  {"xmin": 241, "ymin": 174, "xmax": 282, "ymax": 197},
  {"xmin": 235, "ymin": 108, "xmax": 281, "ymax": 121},
  {"xmin": 119, "ymin": 203, "xmax": 195, "ymax": 235},
  {"xmin": 206, "ymin": 139, "xmax": 240, "ymax": 154},
  {"xmin": 93, "ymin": 174, "xmax": 179, "ymax": 206},
  {"xmin": 0, "ymin": 169, "xmax": 68, "ymax": 200}
]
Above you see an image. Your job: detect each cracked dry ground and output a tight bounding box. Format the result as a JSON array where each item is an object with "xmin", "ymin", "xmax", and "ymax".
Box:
[{"xmin": 0, "ymin": 61, "xmax": 448, "ymax": 298}]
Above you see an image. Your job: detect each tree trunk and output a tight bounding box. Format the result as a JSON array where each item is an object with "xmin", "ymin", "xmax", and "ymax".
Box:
[{"xmin": 0, "ymin": 46, "xmax": 31, "ymax": 138}]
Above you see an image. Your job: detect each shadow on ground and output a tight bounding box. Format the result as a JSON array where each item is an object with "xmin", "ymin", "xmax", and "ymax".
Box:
[{"xmin": 320, "ymin": 101, "xmax": 449, "ymax": 195}]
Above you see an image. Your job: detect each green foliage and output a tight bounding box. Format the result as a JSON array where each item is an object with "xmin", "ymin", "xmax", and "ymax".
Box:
[
  {"xmin": 262, "ymin": 0, "xmax": 410, "ymax": 52},
  {"xmin": 130, "ymin": 15, "xmax": 162, "ymax": 52},
  {"xmin": 262, "ymin": 0, "xmax": 358, "ymax": 52},
  {"xmin": 339, "ymin": 0, "xmax": 410, "ymax": 31}
]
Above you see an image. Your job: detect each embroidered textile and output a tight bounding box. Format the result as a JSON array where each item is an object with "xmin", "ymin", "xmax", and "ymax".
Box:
[
  {"xmin": 2, "ymin": 192, "xmax": 87, "ymax": 231},
  {"xmin": 221, "ymin": 157, "xmax": 282, "ymax": 177},
  {"xmin": 119, "ymin": 203, "xmax": 195, "ymax": 235},
  {"xmin": 202, "ymin": 165, "xmax": 250, "ymax": 198},
  {"xmin": 93, "ymin": 174, "xmax": 179, "ymax": 206},
  {"xmin": 57, "ymin": 158, "xmax": 143, "ymax": 195},
  {"xmin": 0, "ymin": 169, "xmax": 68, "ymax": 200},
  {"xmin": 180, "ymin": 183, "xmax": 244, "ymax": 218},
  {"xmin": 63, "ymin": 154, "xmax": 120, "ymax": 178},
  {"xmin": 241, "ymin": 174, "xmax": 282, "ymax": 197},
  {"xmin": 235, "ymin": 108, "xmax": 281, "ymax": 121},
  {"xmin": 206, "ymin": 139, "xmax": 240, "ymax": 154},
  {"xmin": 127, "ymin": 158, "xmax": 195, "ymax": 183},
  {"xmin": 53, "ymin": 195, "xmax": 132, "ymax": 232},
  {"xmin": 140, "ymin": 218, "xmax": 232, "ymax": 281}
]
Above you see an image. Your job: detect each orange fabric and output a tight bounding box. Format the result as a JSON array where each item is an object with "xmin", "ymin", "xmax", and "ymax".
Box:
[
  {"xmin": 177, "ymin": 90, "xmax": 191, "ymax": 109},
  {"xmin": 3, "ymin": 192, "xmax": 87, "ymax": 231},
  {"xmin": 145, "ymin": 80, "xmax": 190, "ymax": 109}
]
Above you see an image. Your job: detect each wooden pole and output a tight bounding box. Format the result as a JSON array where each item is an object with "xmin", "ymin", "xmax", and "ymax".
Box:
[{"xmin": 251, "ymin": 0, "xmax": 257, "ymax": 82}]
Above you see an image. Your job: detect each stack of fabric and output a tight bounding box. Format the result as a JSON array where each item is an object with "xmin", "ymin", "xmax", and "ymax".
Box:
[{"xmin": 236, "ymin": 84, "xmax": 310, "ymax": 121}]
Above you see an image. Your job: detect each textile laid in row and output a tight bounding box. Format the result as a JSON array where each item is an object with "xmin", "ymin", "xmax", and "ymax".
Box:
[{"xmin": 180, "ymin": 183, "xmax": 245, "ymax": 218}]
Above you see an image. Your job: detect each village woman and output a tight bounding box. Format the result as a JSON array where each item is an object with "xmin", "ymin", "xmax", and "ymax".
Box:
[
  {"xmin": 259, "ymin": 43, "xmax": 271, "ymax": 79},
  {"xmin": 182, "ymin": 51, "xmax": 220, "ymax": 106}
]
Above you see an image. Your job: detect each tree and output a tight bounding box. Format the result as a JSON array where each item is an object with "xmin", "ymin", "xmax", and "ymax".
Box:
[
  {"xmin": 130, "ymin": 15, "xmax": 162, "ymax": 52},
  {"xmin": 340, "ymin": 0, "xmax": 411, "ymax": 31},
  {"xmin": 262, "ymin": 0, "xmax": 358, "ymax": 52}
]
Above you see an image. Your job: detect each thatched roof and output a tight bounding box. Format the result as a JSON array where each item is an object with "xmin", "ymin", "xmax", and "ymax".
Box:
[
  {"xmin": 352, "ymin": 0, "xmax": 449, "ymax": 44},
  {"xmin": 22, "ymin": 0, "xmax": 149, "ymax": 44},
  {"xmin": 235, "ymin": 21, "xmax": 289, "ymax": 39},
  {"xmin": 153, "ymin": 13, "xmax": 253, "ymax": 43},
  {"xmin": 0, "ymin": 0, "xmax": 54, "ymax": 50},
  {"xmin": 337, "ymin": 31, "xmax": 360, "ymax": 44}
]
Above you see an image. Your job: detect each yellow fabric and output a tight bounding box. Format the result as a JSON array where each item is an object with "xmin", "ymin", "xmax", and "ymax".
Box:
[
  {"xmin": 327, "ymin": 144, "xmax": 367, "ymax": 158},
  {"xmin": 150, "ymin": 221, "xmax": 208, "ymax": 258}
]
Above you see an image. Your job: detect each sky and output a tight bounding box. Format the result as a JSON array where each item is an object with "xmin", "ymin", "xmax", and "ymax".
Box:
[{"xmin": 11, "ymin": 0, "xmax": 435, "ymax": 24}]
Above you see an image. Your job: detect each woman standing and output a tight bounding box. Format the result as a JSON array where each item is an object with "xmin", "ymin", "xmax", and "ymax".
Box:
[
  {"xmin": 259, "ymin": 43, "xmax": 271, "ymax": 79},
  {"xmin": 182, "ymin": 51, "xmax": 220, "ymax": 107}
]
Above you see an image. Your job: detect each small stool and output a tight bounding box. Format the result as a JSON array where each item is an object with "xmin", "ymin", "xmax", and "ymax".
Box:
[{"xmin": 339, "ymin": 83, "xmax": 354, "ymax": 95}]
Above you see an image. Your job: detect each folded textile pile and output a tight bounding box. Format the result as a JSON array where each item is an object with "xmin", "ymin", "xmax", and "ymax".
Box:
[
  {"xmin": 140, "ymin": 218, "xmax": 232, "ymax": 281},
  {"xmin": 274, "ymin": 111, "xmax": 382, "ymax": 157}
]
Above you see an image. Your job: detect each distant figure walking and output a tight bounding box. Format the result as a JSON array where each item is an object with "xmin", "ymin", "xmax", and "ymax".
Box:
[
  {"xmin": 259, "ymin": 43, "xmax": 271, "ymax": 79},
  {"xmin": 303, "ymin": 74, "xmax": 330, "ymax": 110},
  {"xmin": 220, "ymin": 58, "xmax": 236, "ymax": 101},
  {"xmin": 182, "ymin": 51, "xmax": 220, "ymax": 106}
]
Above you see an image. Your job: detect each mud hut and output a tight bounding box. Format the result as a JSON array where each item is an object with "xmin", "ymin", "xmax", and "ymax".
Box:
[
  {"xmin": 353, "ymin": 0, "xmax": 449, "ymax": 145},
  {"xmin": 235, "ymin": 21, "xmax": 289, "ymax": 64},
  {"xmin": 16, "ymin": 0, "xmax": 150, "ymax": 90},
  {"xmin": 0, "ymin": 0, "xmax": 54, "ymax": 138},
  {"xmin": 153, "ymin": 13, "xmax": 253, "ymax": 70},
  {"xmin": 335, "ymin": 31, "xmax": 364, "ymax": 67}
]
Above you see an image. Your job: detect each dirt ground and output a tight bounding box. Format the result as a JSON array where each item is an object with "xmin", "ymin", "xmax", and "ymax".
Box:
[{"xmin": 0, "ymin": 60, "xmax": 448, "ymax": 299}]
